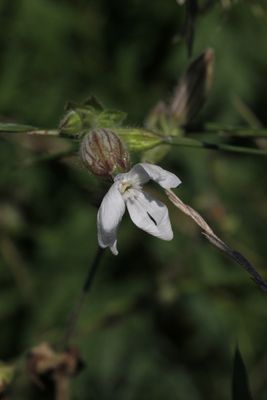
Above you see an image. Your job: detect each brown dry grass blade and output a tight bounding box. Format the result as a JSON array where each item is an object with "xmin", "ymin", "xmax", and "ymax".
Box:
[{"xmin": 165, "ymin": 188, "xmax": 267, "ymax": 293}]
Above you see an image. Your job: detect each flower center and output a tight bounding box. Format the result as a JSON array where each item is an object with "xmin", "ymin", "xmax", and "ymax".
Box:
[
  {"xmin": 115, "ymin": 173, "xmax": 141, "ymax": 200},
  {"xmin": 119, "ymin": 181, "xmax": 133, "ymax": 194}
]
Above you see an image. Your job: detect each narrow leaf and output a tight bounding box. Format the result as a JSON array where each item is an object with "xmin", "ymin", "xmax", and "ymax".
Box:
[
  {"xmin": 97, "ymin": 109, "xmax": 127, "ymax": 128},
  {"xmin": 83, "ymin": 95, "xmax": 104, "ymax": 111},
  {"xmin": 232, "ymin": 347, "xmax": 253, "ymax": 400},
  {"xmin": 0, "ymin": 122, "xmax": 37, "ymax": 132}
]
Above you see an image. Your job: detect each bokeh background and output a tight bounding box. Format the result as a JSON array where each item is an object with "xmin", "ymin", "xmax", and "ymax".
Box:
[{"xmin": 0, "ymin": 1, "xmax": 267, "ymax": 399}]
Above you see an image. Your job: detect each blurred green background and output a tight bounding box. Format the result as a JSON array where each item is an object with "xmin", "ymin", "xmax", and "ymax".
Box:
[{"xmin": 0, "ymin": 0, "xmax": 267, "ymax": 399}]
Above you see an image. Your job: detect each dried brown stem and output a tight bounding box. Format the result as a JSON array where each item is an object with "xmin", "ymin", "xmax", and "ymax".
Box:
[
  {"xmin": 165, "ymin": 188, "xmax": 267, "ymax": 293},
  {"xmin": 54, "ymin": 373, "xmax": 70, "ymax": 400}
]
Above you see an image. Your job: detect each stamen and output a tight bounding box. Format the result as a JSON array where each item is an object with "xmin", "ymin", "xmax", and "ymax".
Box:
[{"xmin": 120, "ymin": 181, "xmax": 132, "ymax": 194}]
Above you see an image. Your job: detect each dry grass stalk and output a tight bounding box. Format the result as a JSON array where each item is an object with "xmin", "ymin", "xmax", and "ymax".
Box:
[{"xmin": 165, "ymin": 188, "xmax": 267, "ymax": 293}]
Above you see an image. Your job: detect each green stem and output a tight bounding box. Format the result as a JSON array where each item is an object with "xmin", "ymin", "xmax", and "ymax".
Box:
[
  {"xmin": 168, "ymin": 137, "xmax": 267, "ymax": 156},
  {"xmin": 27, "ymin": 129, "xmax": 60, "ymax": 136},
  {"xmin": 185, "ymin": 123, "xmax": 267, "ymax": 137}
]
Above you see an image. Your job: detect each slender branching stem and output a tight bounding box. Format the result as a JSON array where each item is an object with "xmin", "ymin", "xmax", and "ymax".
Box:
[
  {"xmin": 167, "ymin": 137, "xmax": 267, "ymax": 156},
  {"xmin": 63, "ymin": 247, "xmax": 105, "ymax": 349}
]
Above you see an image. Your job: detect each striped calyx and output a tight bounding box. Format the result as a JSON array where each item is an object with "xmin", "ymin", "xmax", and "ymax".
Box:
[{"xmin": 80, "ymin": 128, "xmax": 130, "ymax": 177}]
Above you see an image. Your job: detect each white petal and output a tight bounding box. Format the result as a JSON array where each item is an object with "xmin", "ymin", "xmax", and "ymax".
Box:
[
  {"xmin": 126, "ymin": 189, "xmax": 173, "ymax": 240},
  {"xmin": 97, "ymin": 182, "xmax": 126, "ymax": 255},
  {"xmin": 133, "ymin": 163, "xmax": 181, "ymax": 189}
]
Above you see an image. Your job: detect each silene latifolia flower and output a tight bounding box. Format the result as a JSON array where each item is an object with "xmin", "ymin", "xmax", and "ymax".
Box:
[{"xmin": 97, "ymin": 163, "xmax": 181, "ymax": 255}]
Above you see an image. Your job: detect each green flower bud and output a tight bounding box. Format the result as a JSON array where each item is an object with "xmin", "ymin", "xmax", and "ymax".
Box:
[
  {"xmin": 80, "ymin": 128, "xmax": 130, "ymax": 177},
  {"xmin": 59, "ymin": 104, "xmax": 127, "ymax": 137},
  {"xmin": 114, "ymin": 127, "xmax": 164, "ymax": 151},
  {"xmin": 59, "ymin": 109, "xmax": 83, "ymax": 136}
]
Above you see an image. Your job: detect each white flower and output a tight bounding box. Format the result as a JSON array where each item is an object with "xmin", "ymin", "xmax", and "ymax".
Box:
[{"xmin": 97, "ymin": 163, "xmax": 181, "ymax": 255}]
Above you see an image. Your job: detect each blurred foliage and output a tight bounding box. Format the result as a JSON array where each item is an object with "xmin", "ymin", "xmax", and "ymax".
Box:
[{"xmin": 0, "ymin": 0, "xmax": 267, "ymax": 399}]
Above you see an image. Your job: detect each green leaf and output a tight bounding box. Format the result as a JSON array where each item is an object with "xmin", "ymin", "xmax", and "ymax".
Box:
[
  {"xmin": 60, "ymin": 100, "xmax": 127, "ymax": 136},
  {"xmin": 0, "ymin": 122, "xmax": 37, "ymax": 132},
  {"xmin": 232, "ymin": 348, "xmax": 253, "ymax": 400},
  {"xmin": 97, "ymin": 109, "xmax": 127, "ymax": 128},
  {"xmin": 83, "ymin": 95, "xmax": 104, "ymax": 111}
]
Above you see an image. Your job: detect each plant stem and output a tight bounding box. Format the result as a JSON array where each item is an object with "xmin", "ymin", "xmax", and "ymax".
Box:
[
  {"xmin": 166, "ymin": 189, "xmax": 267, "ymax": 293},
  {"xmin": 168, "ymin": 137, "xmax": 267, "ymax": 156},
  {"xmin": 63, "ymin": 247, "xmax": 105, "ymax": 349}
]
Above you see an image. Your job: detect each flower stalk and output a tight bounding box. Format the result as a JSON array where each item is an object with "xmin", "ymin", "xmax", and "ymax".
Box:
[{"xmin": 63, "ymin": 247, "xmax": 105, "ymax": 349}]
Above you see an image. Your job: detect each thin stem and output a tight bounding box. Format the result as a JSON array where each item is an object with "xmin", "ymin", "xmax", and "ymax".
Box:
[
  {"xmin": 54, "ymin": 374, "xmax": 70, "ymax": 400},
  {"xmin": 167, "ymin": 137, "xmax": 267, "ymax": 156},
  {"xmin": 83, "ymin": 247, "xmax": 105, "ymax": 292},
  {"xmin": 63, "ymin": 247, "xmax": 105, "ymax": 349},
  {"xmin": 27, "ymin": 129, "xmax": 60, "ymax": 136},
  {"xmin": 185, "ymin": 124, "xmax": 267, "ymax": 137},
  {"xmin": 165, "ymin": 189, "xmax": 267, "ymax": 293}
]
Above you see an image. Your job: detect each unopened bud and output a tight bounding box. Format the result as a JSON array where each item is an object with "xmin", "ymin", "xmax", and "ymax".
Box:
[
  {"xmin": 115, "ymin": 127, "xmax": 163, "ymax": 151},
  {"xmin": 59, "ymin": 109, "xmax": 83, "ymax": 136},
  {"xmin": 170, "ymin": 48, "xmax": 214, "ymax": 125},
  {"xmin": 80, "ymin": 128, "xmax": 130, "ymax": 177}
]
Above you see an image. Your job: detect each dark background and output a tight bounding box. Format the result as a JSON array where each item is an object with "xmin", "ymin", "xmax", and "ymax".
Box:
[{"xmin": 0, "ymin": 1, "xmax": 267, "ymax": 399}]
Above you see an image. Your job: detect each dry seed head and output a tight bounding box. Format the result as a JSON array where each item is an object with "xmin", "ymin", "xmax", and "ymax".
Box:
[{"xmin": 170, "ymin": 48, "xmax": 214, "ymax": 125}]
